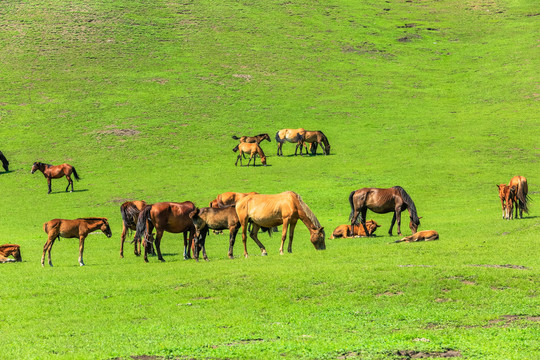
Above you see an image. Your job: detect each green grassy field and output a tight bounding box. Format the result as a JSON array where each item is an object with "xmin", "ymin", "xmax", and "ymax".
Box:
[{"xmin": 1, "ymin": 0, "xmax": 538, "ymax": 359}]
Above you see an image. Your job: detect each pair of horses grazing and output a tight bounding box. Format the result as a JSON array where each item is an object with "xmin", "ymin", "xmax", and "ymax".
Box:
[
  {"xmin": 31, "ymin": 162, "xmax": 80, "ymax": 194},
  {"xmin": 349, "ymin": 186, "xmax": 421, "ymax": 237},
  {"xmin": 0, "ymin": 151, "xmax": 9, "ymax": 172},
  {"xmin": 497, "ymin": 176, "xmax": 529, "ymax": 220},
  {"xmin": 42, "ymin": 217, "xmax": 112, "ymax": 267},
  {"xmin": 0, "ymin": 244, "xmax": 21, "ymax": 263},
  {"xmin": 331, "ymin": 220, "xmax": 381, "ymax": 239},
  {"xmin": 275, "ymin": 128, "xmax": 330, "ymax": 156},
  {"xmin": 233, "ymin": 143, "xmax": 267, "ymax": 166}
]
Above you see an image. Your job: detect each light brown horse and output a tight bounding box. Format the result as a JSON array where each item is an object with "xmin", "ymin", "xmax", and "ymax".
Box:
[
  {"xmin": 210, "ymin": 192, "xmax": 258, "ymax": 208},
  {"xmin": 232, "ymin": 133, "xmax": 271, "ymax": 144},
  {"xmin": 0, "ymin": 244, "xmax": 22, "ymax": 263},
  {"xmin": 235, "ymin": 191, "xmax": 326, "ymax": 257},
  {"xmin": 331, "ymin": 220, "xmax": 380, "ymax": 239},
  {"xmin": 134, "ymin": 201, "xmax": 196, "ymax": 262},
  {"xmin": 299, "ymin": 130, "xmax": 331, "ymax": 155},
  {"xmin": 497, "ymin": 176, "xmax": 529, "ymax": 220},
  {"xmin": 394, "ymin": 230, "xmax": 439, "ymax": 243},
  {"xmin": 233, "ymin": 142, "xmax": 267, "ymax": 166},
  {"xmin": 189, "ymin": 206, "xmax": 241, "ymax": 260},
  {"xmin": 275, "ymin": 128, "xmax": 305, "ymax": 156},
  {"xmin": 31, "ymin": 162, "xmax": 80, "ymax": 194},
  {"xmin": 120, "ymin": 200, "xmax": 151, "ymax": 258},
  {"xmin": 0, "ymin": 151, "xmax": 9, "ymax": 172},
  {"xmin": 42, "ymin": 218, "xmax": 112, "ymax": 267},
  {"xmin": 349, "ymin": 186, "xmax": 421, "ymax": 237}
]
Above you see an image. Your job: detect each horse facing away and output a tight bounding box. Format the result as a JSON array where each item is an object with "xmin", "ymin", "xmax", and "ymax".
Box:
[
  {"xmin": 0, "ymin": 151, "xmax": 9, "ymax": 172},
  {"xmin": 233, "ymin": 142, "xmax": 267, "ymax": 166},
  {"xmin": 331, "ymin": 220, "xmax": 380, "ymax": 239},
  {"xmin": 134, "ymin": 201, "xmax": 196, "ymax": 262},
  {"xmin": 299, "ymin": 131, "xmax": 331, "ymax": 156},
  {"xmin": 235, "ymin": 191, "xmax": 326, "ymax": 257},
  {"xmin": 0, "ymin": 244, "xmax": 22, "ymax": 263},
  {"xmin": 497, "ymin": 176, "xmax": 529, "ymax": 220},
  {"xmin": 232, "ymin": 133, "xmax": 271, "ymax": 144},
  {"xmin": 42, "ymin": 218, "xmax": 112, "ymax": 267},
  {"xmin": 394, "ymin": 230, "xmax": 439, "ymax": 243},
  {"xmin": 349, "ymin": 186, "xmax": 421, "ymax": 237},
  {"xmin": 120, "ymin": 200, "xmax": 154, "ymax": 258},
  {"xmin": 275, "ymin": 128, "xmax": 305, "ymax": 156},
  {"xmin": 31, "ymin": 162, "xmax": 80, "ymax": 194}
]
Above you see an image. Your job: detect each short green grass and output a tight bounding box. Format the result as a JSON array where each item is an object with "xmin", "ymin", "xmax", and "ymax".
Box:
[{"xmin": 0, "ymin": 0, "xmax": 538, "ymax": 359}]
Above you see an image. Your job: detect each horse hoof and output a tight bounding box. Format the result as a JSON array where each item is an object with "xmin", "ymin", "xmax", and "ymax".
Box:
[{"xmin": 261, "ymin": 251, "xmax": 268, "ymax": 256}]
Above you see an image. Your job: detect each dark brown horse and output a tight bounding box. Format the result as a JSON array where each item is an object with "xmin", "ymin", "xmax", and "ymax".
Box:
[
  {"xmin": 0, "ymin": 151, "xmax": 9, "ymax": 172},
  {"xmin": 134, "ymin": 201, "xmax": 196, "ymax": 262},
  {"xmin": 0, "ymin": 244, "xmax": 22, "ymax": 263},
  {"xmin": 232, "ymin": 133, "xmax": 271, "ymax": 144},
  {"xmin": 42, "ymin": 218, "xmax": 112, "ymax": 267},
  {"xmin": 349, "ymin": 186, "xmax": 420, "ymax": 237},
  {"xmin": 31, "ymin": 162, "xmax": 80, "ymax": 194},
  {"xmin": 299, "ymin": 131, "xmax": 331, "ymax": 156},
  {"xmin": 275, "ymin": 128, "xmax": 305, "ymax": 156},
  {"xmin": 120, "ymin": 200, "xmax": 154, "ymax": 257},
  {"xmin": 189, "ymin": 206, "xmax": 241, "ymax": 260},
  {"xmin": 233, "ymin": 142, "xmax": 267, "ymax": 166}
]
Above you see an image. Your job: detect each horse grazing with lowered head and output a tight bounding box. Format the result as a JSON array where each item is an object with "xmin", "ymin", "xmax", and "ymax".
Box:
[
  {"xmin": 0, "ymin": 151, "xmax": 9, "ymax": 172},
  {"xmin": 331, "ymin": 220, "xmax": 380, "ymax": 239},
  {"xmin": 349, "ymin": 186, "xmax": 421, "ymax": 237},
  {"xmin": 120, "ymin": 200, "xmax": 157, "ymax": 258},
  {"xmin": 232, "ymin": 133, "xmax": 271, "ymax": 144},
  {"xmin": 42, "ymin": 217, "xmax": 112, "ymax": 267},
  {"xmin": 394, "ymin": 230, "xmax": 439, "ymax": 243},
  {"xmin": 31, "ymin": 162, "xmax": 80, "ymax": 194},
  {"xmin": 233, "ymin": 142, "xmax": 267, "ymax": 166},
  {"xmin": 134, "ymin": 201, "xmax": 196, "ymax": 262},
  {"xmin": 497, "ymin": 176, "xmax": 530, "ymax": 220},
  {"xmin": 235, "ymin": 191, "xmax": 326, "ymax": 257},
  {"xmin": 299, "ymin": 130, "xmax": 331, "ymax": 156},
  {"xmin": 0, "ymin": 244, "xmax": 22, "ymax": 263},
  {"xmin": 275, "ymin": 128, "xmax": 306, "ymax": 156}
]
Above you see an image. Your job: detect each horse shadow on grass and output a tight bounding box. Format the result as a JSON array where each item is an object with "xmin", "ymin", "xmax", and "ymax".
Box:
[{"xmin": 48, "ymin": 189, "xmax": 89, "ymax": 195}]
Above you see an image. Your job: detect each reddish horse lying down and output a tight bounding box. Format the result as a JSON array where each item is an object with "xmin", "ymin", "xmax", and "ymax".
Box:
[
  {"xmin": 394, "ymin": 230, "xmax": 439, "ymax": 243},
  {"xmin": 331, "ymin": 220, "xmax": 380, "ymax": 239},
  {"xmin": 0, "ymin": 244, "xmax": 22, "ymax": 263}
]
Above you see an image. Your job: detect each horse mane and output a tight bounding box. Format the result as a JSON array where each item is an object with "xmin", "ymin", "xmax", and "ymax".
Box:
[
  {"xmin": 393, "ymin": 186, "xmax": 420, "ymax": 225},
  {"xmin": 77, "ymin": 217, "xmax": 107, "ymax": 222},
  {"xmin": 319, "ymin": 131, "xmax": 329, "ymax": 145},
  {"xmin": 256, "ymin": 133, "xmax": 267, "ymax": 137},
  {"xmin": 294, "ymin": 193, "xmax": 321, "ymax": 228}
]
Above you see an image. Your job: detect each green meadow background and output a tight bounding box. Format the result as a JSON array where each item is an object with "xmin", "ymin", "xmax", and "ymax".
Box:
[{"xmin": 0, "ymin": 0, "xmax": 538, "ymax": 359}]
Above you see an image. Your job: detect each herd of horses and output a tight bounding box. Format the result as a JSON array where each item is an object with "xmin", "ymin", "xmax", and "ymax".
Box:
[{"xmin": 0, "ymin": 140, "xmax": 531, "ymax": 265}]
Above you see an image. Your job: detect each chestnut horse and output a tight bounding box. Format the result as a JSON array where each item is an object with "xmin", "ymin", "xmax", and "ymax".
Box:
[
  {"xmin": 275, "ymin": 128, "xmax": 305, "ymax": 156},
  {"xmin": 394, "ymin": 230, "xmax": 439, "ymax": 243},
  {"xmin": 210, "ymin": 192, "xmax": 258, "ymax": 208},
  {"xmin": 497, "ymin": 176, "xmax": 529, "ymax": 219},
  {"xmin": 235, "ymin": 191, "xmax": 326, "ymax": 257},
  {"xmin": 0, "ymin": 151, "xmax": 9, "ymax": 172},
  {"xmin": 232, "ymin": 133, "xmax": 271, "ymax": 144},
  {"xmin": 134, "ymin": 201, "xmax": 196, "ymax": 262},
  {"xmin": 42, "ymin": 218, "xmax": 112, "ymax": 267},
  {"xmin": 331, "ymin": 220, "xmax": 380, "ymax": 239},
  {"xmin": 299, "ymin": 131, "xmax": 331, "ymax": 156},
  {"xmin": 349, "ymin": 186, "xmax": 420, "ymax": 237},
  {"xmin": 233, "ymin": 142, "xmax": 267, "ymax": 166},
  {"xmin": 0, "ymin": 244, "xmax": 22, "ymax": 263},
  {"xmin": 120, "ymin": 200, "xmax": 154, "ymax": 257},
  {"xmin": 31, "ymin": 162, "xmax": 80, "ymax": 194}
]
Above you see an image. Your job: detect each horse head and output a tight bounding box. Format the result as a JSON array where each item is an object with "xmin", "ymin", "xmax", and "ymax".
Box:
[
  {"xmin": 189, "ymin": 208, "xmax": 207, "ymax": 238},
  {"xmin": 31, "ymin": 162, "xmax": 40, "ymax": 174},
  {"xmin": 261, "ymin": 156, "xmax": 267, "ymax": 166},
  {"xmin": 409, "ymin": 216, "xmax": 421, "ymax": 234},
  {"xmin": 310, "ymin": 227, "xmax": 326, "ymax": 250},
  {"xmin": 101, "ymin": 219, "xmax": 112, "ymax": 238},
  {"xmin": 367, "ymin": 220, "xmax": 381, "ymax": 235},
  {"xmin": 324, "ymin": 144, "xmax": 331, "ymax": 155},
  {"xmin": 263, "ymin": 134, "xmax": 271, "ymax": 143}
]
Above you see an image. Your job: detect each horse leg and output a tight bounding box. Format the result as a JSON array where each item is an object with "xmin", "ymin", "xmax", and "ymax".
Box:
[
  {"xmin": 228, "ymin": 225, "xmax": 239, "ymax": 259},
  {"xmin": 287, "ymin": 219, "xmax": 298, "ymax": 253},
  {"xmin": 388, "ymin": 212, "xmax": 397, "ymax": 236},
  {"xmin": 65, "ymin": 175, "xmax": 73, "ymax": 192},
  {"xmin": 47, "ymin": 178, "xmax": 52, "ymax": 194},
  {"xmin": 182, "ymin": 231, "xmax": 191, "ymax": 260},
  {"xmin": 279, "ymin": 218, "xmax": 290, "ymax": 255},
  {"xmin": 359, "ymin": 209, "xmax": 370, "ymax": 237},
  {"xmin": 235, "ymin": 153, "xmax": 242, "ymax": 166},
  {"xmin": 78, "ymin": 236, "xmax": 86, "ymax": 266},
  {"xmin": 277, "ymin": 143, "xmax": 282, "ymax": 156},
  {"xmin": 155, "ymin": 230, "xmax": 165, "ymax": 262},
  {"xmin": 239, "ymin": 218, "xmax": 249, "ymax": 258},
  {"xmin": 395, "ymin": 209, "xmax": 403, "ymax": 235},
  {"xmin": 41, "ymin": 236, "xmax": 56, "ymax": 267},
  {"xmin": 249, "ymin": 223, "xmax": 267, "ymax": 256},
  {"xmin": 120, "ymin": 223, "xmax": 127, "ymax": 258}
]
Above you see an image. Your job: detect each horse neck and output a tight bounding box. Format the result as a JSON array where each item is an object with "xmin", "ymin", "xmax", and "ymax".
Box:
[
  {"xmin": 296, "ymin": 207, "xmax": 320, "ymax": 232},
  {"xmin": 85, "ymin": 219, "xmax": 104, "ymax": 232},
  {"xmin": 257, "ymin": 146, "xmax": 265, "ymax": 157}
]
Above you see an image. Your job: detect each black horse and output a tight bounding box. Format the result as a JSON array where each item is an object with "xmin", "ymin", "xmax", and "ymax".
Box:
[{"xmin": 0, "ymin": 151, "xmax": 9, "ymax": 172}]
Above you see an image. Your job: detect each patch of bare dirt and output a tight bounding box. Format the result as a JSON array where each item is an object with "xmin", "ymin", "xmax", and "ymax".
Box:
[
  {"xmin": 397, "ymin": 34, "xmax": 422, "ymax": 42},
  {"xmin": 397, "ymin": 23, "xmax": 417, "ymax": 28},
  {"xmin": 487, "ymin": 315, "xmax": 540, "ymax": 327},
  {"xmin": 471, "ymin": 264, "xmax": 529, "ymax": 270},
  {"xmin": 395, "ymin": 349, "xmax": 462, "ymax": 358},
  {"xmin": 337, "ymin": 351, "xmax": 362, "ymax": 359},
  {"xmin": 96, "ymin": 128, "xmax": 141, "ymax": 136},
  {"xmin": 377, "ymin": 291, "xmax": 404, "ymax": 297}
]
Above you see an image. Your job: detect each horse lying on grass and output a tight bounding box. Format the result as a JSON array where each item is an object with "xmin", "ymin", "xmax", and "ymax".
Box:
[
  {"xmin": 331, "ymin": 220, "xmax": 380, "ymax": 239},
  {"xmin": 0, "ymin": 244, "xmax": 22, "ymax": 263},
  {"xmin": 394, "ymin": 230, "xmax": 439, "ymax": 243}
]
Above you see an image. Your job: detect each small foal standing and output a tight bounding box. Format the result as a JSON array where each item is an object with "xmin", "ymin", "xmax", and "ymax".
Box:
[
  {"xmin": 42, "ymin": 218, "xmax": 112, "ymax": 266},
  {"xmin": 31, "ymin": 162, "xmax": 80, "ymax": 194}
]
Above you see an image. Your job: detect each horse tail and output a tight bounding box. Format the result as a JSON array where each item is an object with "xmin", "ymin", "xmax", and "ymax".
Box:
[
  {"xmin": 232, "ymin": 135, "xmax": 240, "ymax": 140},
  {"xmin": 518, "ymin": 180, "xmax": 530, "ymax": 214},
  {"xmin": 394, "ymin": 186, "xmax": 420, "ymax": 226},
  {"xmin": 232, "ymin": 144, "xmax": 239, "ymax": 152},
  {"xmin": 43, "ymin": 222, "xmax": 49, "ymax": 234},
  {"xmin": 348, "ymin": 190, "xmax": 357, "ymax": 224},
  {"xmin": 134, "ymin": 205, "xmax": 152, "ymax": 247},
  {"xmin": 71, "ymin": 166, "xmax": 80, "ymax": 181},
  {"xmin": 120, "ymin": 202, "xmax": 140, "ymax": 231},
  {"xmin": 275, "ymin": 131, "xmax": 285, "ymax": 143}
]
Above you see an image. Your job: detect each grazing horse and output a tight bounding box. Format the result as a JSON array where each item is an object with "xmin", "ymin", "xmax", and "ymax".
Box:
[
  {"xmin": 275, "ymin": 128, "xmax": 306, "ymax": 156},
  {"xmin": 299, "ymin": 131, "xmax": 331, "ymax": 156},
  {"xmin": 134, "ymin": 202, "xmax": 196, "ymax": 262},
  {"xmin": 331, "ymin": 220, "xmax": 380, "ymax": 239},
  {"xmin": 233, "ymin": 142, "xmax": 267, "ymax": 166},
  {"xmin": 235, "ymin": 191, "xmax": 326, "ymax": 257},
  {"xmin": 120, "ymin": 200, "xmax": 153, "ymax": 258},
  {"xmin": 42, "ymin": 218, "xmax": 112, "ymax": 267},
  {"xmin": 0, "ymin": 151, "xmax": 9, "ymax": 172},
  {"xmin": 31, "ymin": 162, "xmax": 80, "ymax": 194},
  {"xmin": 189, "ymin": 206, "xmax": 241, "ymax": 260},
  {"xmin": 232, "ymin": 133, "xmax": 271, "ymax": 144},
  {"xmin": 210, "ymin": 192, "xmax": 258, "ymax": 208},
  {"xmin": 0, "ymin": 244, "xmax": 22, "ymax": 263},
  {"xmin": 497, "ymin": 176, "xmax": 529, "ymax": 220},
  {"xmin": 349, "ymin": 186, "xmax": 421, "ymax": 237},
  {"xmin": 394, "ymin": 230, "xmax": 439, "ymax": 243}
]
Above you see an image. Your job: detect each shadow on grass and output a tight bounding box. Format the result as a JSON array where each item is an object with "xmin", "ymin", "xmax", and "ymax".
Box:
[{"xmin": 48, "ymin": 189, "xmax": 89, "ymax": 194}]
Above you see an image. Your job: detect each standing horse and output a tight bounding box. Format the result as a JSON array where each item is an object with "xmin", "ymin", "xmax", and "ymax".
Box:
[
  {"xmin": 42, "ymin": 218, "xmax": 112, "ymax": 267},
  {"xmin": 0, "ymin": 244, "xmax": 22, "ymax": 263},
  {"xmin": 275, "ymin": 128, "xmax": 306, "ymax": 156},
  {"xmin": 233, "ymin": 142, "xmax": 267, "ymax": 166},
  {"xmin": 497, "ymin": 176, "xmax": 529, "ymax": 219},
  {"xmin": 210, "ymin": 192, "xmax": 258, "ymax": 208},
  {"xmin": 0, "ymin": 151, "xmax": 9, "ymax": 172},
  {"xmin": 235, "ymin": 191, "xmax": 326, "ymax": 257},
  {"xmin": 232, "ymin": 133, "xmax": 271, "ymax": 144},
  {"xmin": 120, "ymin": 200, "xmax": 152, "ymax": 257},
  {"xmin": 134, "ymin": 202, "xmax": 196, "ymax": 262},
  {"xmin": 299, "ymin": 131, "xmax": 331, "ymax": 156},
  {"xmin": 31, "ymin": 162, "xmax": 80, "ymax": 194},
  {"xmin": 349, "ymin": 186, "xmax": 421, "ymax": 237}
]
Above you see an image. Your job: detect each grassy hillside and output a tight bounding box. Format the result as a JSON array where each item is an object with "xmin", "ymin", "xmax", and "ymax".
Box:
[{"xmin": 0, "ymin": 0, "xmax": 538, "ymax": 359}]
